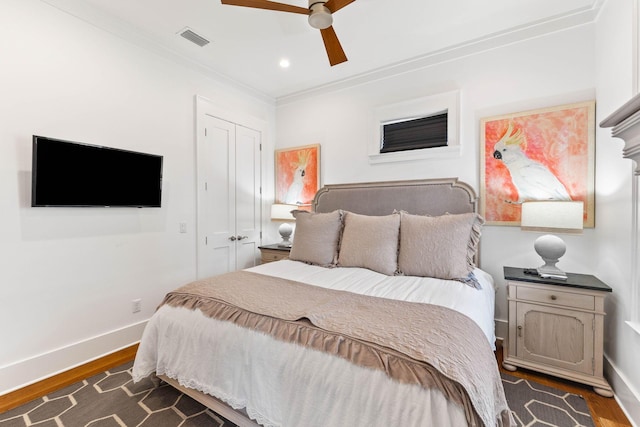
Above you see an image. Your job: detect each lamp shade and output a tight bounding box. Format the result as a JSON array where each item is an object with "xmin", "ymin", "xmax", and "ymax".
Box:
[
  {"xmin": 520, "ymin": 201, "xmax": 584, "ymax": 233},
  {"xmin": 270, "ymin": 203, "xmax": 297, "ymax": 221}
]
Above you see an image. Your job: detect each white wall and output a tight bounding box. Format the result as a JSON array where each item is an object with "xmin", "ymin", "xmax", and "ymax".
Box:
[
  {"xmin": 276, "ymin": 15, "xmax": 639, "ymax": 422},
  {"xmin": 595, "ymin": 1, "xmax": 640, "ymax": 424},
  {"xmin": 0, "ymin": 0, "xmax": 275, "ymax": 393},
  {"xmin": 277, "ymin": 23, "xmax": 597, "ymax": 329}
]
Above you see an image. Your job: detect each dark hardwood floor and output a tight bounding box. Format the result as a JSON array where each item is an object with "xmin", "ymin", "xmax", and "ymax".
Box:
[
  {"xmin": 495, "ymin": 345, "xmax": 632, "ymax": 427},
  {"xmin": 0, "ymin": 345, "xmax": 139, "ymax": 413}
]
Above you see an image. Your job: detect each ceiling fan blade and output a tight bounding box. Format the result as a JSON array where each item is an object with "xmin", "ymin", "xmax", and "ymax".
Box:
[
  {"xmin": 324, "ymin": 0, "xmax": 355, "ymax": 13},
  {"xmin": 320, "ymin": 26, "xmax": 347, "ymax": 66},
  {"xmin": 221, "ymin": 0, "xmax": 308, "ymax": 15}
]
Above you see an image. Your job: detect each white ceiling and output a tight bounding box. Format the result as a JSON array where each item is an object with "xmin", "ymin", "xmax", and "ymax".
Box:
[{"xmin": 42, "ymin": 0, "xmax": 602, "ymax": 102}]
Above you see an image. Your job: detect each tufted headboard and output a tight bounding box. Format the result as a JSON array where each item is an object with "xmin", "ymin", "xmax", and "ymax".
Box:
[{"xmin": 312, "ymin": 178, "xmax": 477, "ymax": 216}]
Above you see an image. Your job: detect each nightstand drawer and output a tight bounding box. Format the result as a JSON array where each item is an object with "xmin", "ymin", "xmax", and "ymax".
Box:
[
  {"xmin": 258, "ymin": 245, "xmax": 291, "ymax": 264},
  {"xmin": 517, "ymin": 286, "xmax": 594, "ymax": 310},
  {"xmin": 261, "ymin": 251, "xmax": 288, "ymax": 262}
]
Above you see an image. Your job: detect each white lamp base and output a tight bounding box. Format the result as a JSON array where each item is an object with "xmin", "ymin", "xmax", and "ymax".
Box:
[
  {"xmin": 278, "ymin": 223, "xmax": 293, "ymax": 248},
  {"xmin": 534, "ymin": 234, "xmax": 568, "ymax": 280}
]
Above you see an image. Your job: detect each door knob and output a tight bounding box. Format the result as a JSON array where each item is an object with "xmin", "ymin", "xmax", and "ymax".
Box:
[
  {"xmin": 237, "ymin": 235, "xmax": 248, "ymax": 240},
  {"xmin": 229, "ymin": 236, "xmax": 237, "ymax": 241}
]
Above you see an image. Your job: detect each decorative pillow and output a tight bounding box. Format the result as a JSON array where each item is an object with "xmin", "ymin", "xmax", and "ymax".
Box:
[
  {"xmin": 338, "ymin": 212, "xmax": 400, "ymax": 275},
  {"xmin": 397, "ymin": 212, "xmax": 484, "ymax": 280},
  {"xmin": 289, "ymin": 210, "xmax": 344, "ymax": 267}
]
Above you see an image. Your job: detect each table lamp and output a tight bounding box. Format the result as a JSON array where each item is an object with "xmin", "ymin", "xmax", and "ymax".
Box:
[
  {"xmin": 270, "ymin": 203, "xmax": 297, "ymax": 247},
  {"xmin": 520, "ymin": 200, "xmax": 584, "ymax": 280}
]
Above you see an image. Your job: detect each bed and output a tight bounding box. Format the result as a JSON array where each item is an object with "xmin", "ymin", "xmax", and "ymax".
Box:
[{"xmin": 132, "ymin": 178, "xmax": 514, "ymax": 427}]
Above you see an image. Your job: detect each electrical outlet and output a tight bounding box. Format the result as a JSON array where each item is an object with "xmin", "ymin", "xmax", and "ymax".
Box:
[
  {"xmin": 132, "ymin": 299, "xmax": 142, "ymax": 313},
  {"xmin": 179, "ymin": 222, "xmax": 187, "ymax": 233}
]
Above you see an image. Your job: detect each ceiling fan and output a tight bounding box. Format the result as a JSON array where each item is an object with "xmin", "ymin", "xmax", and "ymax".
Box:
[{"xmin": 220, "ymin": 0, "xmax": 356, "ymax": 66}]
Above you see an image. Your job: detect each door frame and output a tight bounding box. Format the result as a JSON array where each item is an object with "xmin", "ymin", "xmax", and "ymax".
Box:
[{"xmin": 195, "ymin": 95, "xmax": 268, "ymax": 278}]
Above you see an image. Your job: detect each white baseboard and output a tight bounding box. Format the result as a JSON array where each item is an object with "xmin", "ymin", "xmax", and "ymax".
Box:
[
  {"xmin": 0, "ymin": 320, "xmax": 147, "ymax": 395},
  {"xmin": 604, "ymin": 355, "xmax": 640, "ymax": 427}
]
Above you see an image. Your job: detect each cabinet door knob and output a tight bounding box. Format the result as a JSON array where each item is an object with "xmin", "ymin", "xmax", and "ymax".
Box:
[
  {"xmin": 550, "ymin": 295, "xmax": 558, "ymax": 301},
  {"xmin": 518, "ymin": 325, "xmax": 523, "ymax": 337},
  {"xmin": 229, "ymin": 236, "xmax": 237, "ymax": 241}
]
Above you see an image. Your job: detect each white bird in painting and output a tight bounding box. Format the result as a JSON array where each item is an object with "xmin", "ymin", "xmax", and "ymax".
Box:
[
  {"xmin": 284, "ymin": 149, "xmax": 310, "ymax": 205},
  {"xmin": 492, "ymin": 122, "xmax": 571, "ymax": 203}
]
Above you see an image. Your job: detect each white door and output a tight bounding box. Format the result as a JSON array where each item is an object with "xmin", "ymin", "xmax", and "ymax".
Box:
[
  {"xmin": 197, "ymin": 115, "xmax": 261, "ymax": 278},
  {"xmin": 234, "ymin": 125, "xmax": 262, "ymax": 270}
]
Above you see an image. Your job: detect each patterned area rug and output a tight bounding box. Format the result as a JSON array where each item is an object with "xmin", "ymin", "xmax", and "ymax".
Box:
[
  {"xmin": 0, "ymin": 363, "xmax": 595, "ymax": 427},
  {"xmin": 502, "ymin": 373, "xmax": 594, "ymax": 427},
  {"xmin": 0, "ymin": 362, "xmax": 235, "ymax": 427}
]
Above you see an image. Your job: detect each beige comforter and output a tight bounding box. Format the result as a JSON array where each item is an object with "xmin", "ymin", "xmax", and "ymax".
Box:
[{"xmin": 159, "ymin": 271, "xmax": 514, "ymax": 427}]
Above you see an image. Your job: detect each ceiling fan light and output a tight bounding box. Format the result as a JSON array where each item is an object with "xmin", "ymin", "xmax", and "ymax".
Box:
[{"xmin": 308, "ymin": 3, "xmax": 333, "ymax": 30}]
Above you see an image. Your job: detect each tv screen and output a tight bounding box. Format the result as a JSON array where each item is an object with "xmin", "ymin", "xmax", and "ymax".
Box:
[{"xmin": 31, "ymin": 136, "xmax": 163, "ymax": 207}]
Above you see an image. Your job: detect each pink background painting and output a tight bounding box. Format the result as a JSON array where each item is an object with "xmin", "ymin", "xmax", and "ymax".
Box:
[
  {"xmin": 275, "ymin": 144, "xmax": 320, "ymax": 206},
  {"xmin": 481, "ymin": 102, "xmax": 595, "ymax": 226}
]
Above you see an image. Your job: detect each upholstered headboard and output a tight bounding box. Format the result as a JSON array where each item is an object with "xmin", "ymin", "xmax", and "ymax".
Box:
[{"xmin": 313, "ymin": 178, "xmax": 477, "ymax": 216}]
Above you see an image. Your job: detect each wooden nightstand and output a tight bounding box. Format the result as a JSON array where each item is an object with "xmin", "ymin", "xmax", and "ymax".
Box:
[
  {"xmin": 502, "ymin": 266, "xmax": 613, "ymax": 397},
  {"xmin": 258, "ymin": 244, "xmax": 291, "ymax": 264}
]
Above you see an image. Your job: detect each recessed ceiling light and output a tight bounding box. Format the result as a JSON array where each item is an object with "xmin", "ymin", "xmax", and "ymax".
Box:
[{"xmin": 279, "ymin": 58, "xmax": 290, "ymax": 68}]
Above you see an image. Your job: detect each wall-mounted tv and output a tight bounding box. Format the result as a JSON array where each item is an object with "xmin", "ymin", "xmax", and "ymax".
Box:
[{"xmin": 31, "ymin": 135, "xmax": 163, "ymax": 207}]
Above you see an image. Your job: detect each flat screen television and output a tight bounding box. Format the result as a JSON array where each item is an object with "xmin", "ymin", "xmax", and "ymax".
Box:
[{"xmin": 31, "ymin": 135, "xmax": 163, "ymax": 207}]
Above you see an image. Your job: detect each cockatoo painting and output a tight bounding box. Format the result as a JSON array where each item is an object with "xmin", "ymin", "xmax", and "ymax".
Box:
[
  {"xmin": 481, "ymin": 101, "xmax": 595, "ymax": 226},
  {"xmin": 275, "ymin": 144, "xmax": 320, "ymax": 206},
  {"xmin": 492, "ymin": 121, "xmax": 572, "ymax": 203},
  {"xmin": 284, "ymin": 152, "xmax": 309, "ymax": 205}
]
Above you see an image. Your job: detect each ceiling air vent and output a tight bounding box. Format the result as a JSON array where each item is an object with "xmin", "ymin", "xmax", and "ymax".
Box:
[{"xmin": 178, "ymin": 27, "xmax": 210, "ymax": 47}]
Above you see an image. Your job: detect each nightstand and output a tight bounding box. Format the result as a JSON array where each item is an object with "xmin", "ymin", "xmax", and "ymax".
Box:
[
  {"xmin": 502, "ymin": 266, "xmax": 613, "ymax": 397},
  {"xmin": 258, "ymin": 244, "xmax": 291, "ymax": 264}
]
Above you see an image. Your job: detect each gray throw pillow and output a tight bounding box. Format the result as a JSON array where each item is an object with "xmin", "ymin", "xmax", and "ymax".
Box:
[
  {"xmin": 398, "ymin": 212, "xmax": 484, "ymax": 280},
  {"xmin": 338, "ymin": 212, "xmax": 400, "ymax": 275},
  {"xmin": 289, "ymin": 210, "xmax": 344, "ymax": 267}
]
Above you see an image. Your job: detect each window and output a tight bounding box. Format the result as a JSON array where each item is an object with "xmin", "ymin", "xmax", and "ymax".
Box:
[
  {"xmin": 369, "ymin": 90, "xmax": 460, "ymax": 164},
  {"xmin": 381, "ymin": 112, "xmax": 448, "ymax": 153}
]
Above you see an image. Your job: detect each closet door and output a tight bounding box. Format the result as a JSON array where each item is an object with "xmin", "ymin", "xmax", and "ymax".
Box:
[
  {"xmin": 197, "ymin": 115, "xmax": 261, "ymax": 279},
  {"xmin": 234, "ymin": 125, "xmax": 262, "ymax": 270}
]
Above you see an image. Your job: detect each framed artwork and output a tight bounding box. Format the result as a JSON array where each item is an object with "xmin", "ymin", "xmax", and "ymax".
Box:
[
  {"xmin": 275, "ymin": 144, "xmax": 320, "ymax": 206},
  {"xmin": 480, "ymin": 101, "xmax": 595, "ymax": 227}
]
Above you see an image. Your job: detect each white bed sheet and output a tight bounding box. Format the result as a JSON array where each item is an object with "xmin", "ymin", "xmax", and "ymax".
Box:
[
  {"xmin": 246, "ymin": 260, "xmax": 496, "ymax": 348},
  {"xmin": 133, "ymin": 261, "xmax": 498, "ymax": 427}
]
